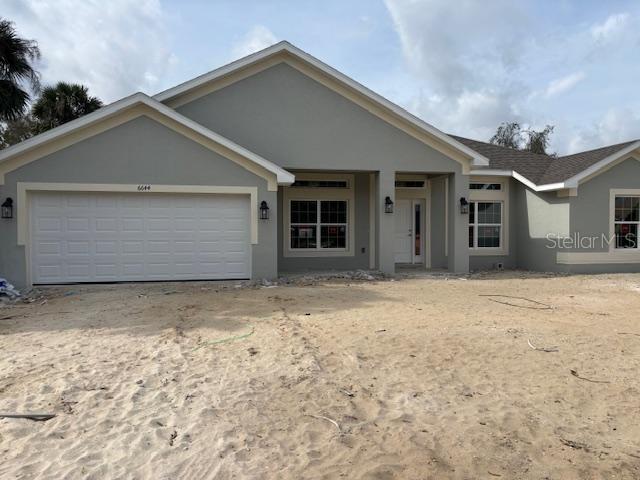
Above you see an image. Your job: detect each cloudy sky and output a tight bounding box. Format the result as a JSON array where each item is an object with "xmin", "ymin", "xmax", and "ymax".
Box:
[{"xmin": 4, "ymin": 0, "xmax": 640, "ymax": 154}]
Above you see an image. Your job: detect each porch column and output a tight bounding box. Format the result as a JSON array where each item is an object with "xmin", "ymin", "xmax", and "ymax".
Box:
[
  {"xmin": 377, "ymin": 169, "xmax": 396, "ymax": 274},
  {"xmin": 447, "ymin": 171, "xmax": 470, "ymax": 273}
]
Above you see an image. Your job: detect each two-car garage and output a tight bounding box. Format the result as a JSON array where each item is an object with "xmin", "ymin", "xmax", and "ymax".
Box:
[
  {"xmin": 29, "ymin": 190, "xmax": 252, "ymax": 284},
  {"xmin": 0, "ymin": 95, "xmax": 294, "ymax": 288}
]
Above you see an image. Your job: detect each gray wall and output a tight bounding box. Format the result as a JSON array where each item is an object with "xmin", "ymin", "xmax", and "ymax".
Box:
[
  {"xmin": 568, "ymin": 157, "xmax": 640, "ymax": 250},
  {"xmin": 564, "ymin": 157, "xmax": 640, "ymax": 273},
  {"xmin": 0, "ymin": 116, "xmax": 277, "ymax": 287},
  {"xmin": 177, "ymin": 63, "xmax": 465, "ymax": 174},
  {"xmin": 513, "ymin": 182, "xmax": 570, "ymax": 272},
  {"xmin": 277, "ymin": 172, "xmax": 371, "ymax": 273},
  {"xmin": 511, "ymin": 157, "xmax": 640, "ymax": 273},
  {"xmin": 429, "ymin": 176, "xmax": 447, "ymax": 269},
  {"xmin": 176, "ymin": 62, "xmax": 469, "ymax": 273}
]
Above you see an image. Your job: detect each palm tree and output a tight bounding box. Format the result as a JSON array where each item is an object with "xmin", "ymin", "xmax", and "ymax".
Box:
[
  {"xmin": 0, "ymin": 18, "xmax": 40, "ymax": 121},
  {"xmin": 32, "ymin": 82, "xmax": 103, "ymax": 131}
]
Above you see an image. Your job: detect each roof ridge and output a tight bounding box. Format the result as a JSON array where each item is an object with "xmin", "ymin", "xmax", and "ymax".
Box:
[{"xmin": 448, "ymin": 134, "xmax": 553, "ymax": 158}]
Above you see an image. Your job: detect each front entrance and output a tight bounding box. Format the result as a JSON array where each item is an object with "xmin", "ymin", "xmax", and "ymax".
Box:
[{"xmin": 394, "ymin": 198, "xmax": 424, "ymax": 264}]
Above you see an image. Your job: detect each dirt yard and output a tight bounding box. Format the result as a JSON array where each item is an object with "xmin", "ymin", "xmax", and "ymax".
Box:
[{"xmin": 1, "ymin": 272, "xmax": 639, "ymax": 479}]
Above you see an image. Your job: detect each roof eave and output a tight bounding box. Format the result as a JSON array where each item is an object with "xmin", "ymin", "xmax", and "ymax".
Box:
[
  {"xmin": 560, "ymin": 140, "xmax": 640, "ymax": 188},
  {"xmin": 469, "ymin": 168, "xmax": 566, "ymax": 192},
  {"xmin": 0, "ymin": 92, "xmax": 294, "ymax": 187}
]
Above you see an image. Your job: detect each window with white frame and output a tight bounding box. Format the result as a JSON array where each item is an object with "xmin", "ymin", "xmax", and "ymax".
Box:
[
  {"xmin": 614, "ymin": 196, "xmax": 639, "ymax": 249},
  {"xmin": 290, "ymin": 200, "xmax": 347, "ymax": 250},
  {"xmin": 470, "ymin": 182, "xmax": 502, "ymax": 191},
  {"xmin": 468, "ymin": 202, "xmax": 502, "ymax": 248}
]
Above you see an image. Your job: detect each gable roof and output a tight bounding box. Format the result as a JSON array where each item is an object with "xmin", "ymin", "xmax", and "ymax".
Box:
[
  {"xmin": 451, "ymin": 136, "xmax": 554, "ymax": 184},
  {"xmin": 455, "ymin": 135, "xmax": 640, "ymax": 191},
  {"xmin": 538, "ymin": 140, "xmax": 639, "ymax": 185},
  {"xmin": 0, "ymin": 92, "xmax": 295, "ymax": 188},
  {"xmin": 154, "ymin": 41, "xmax": 490, "ymax": 169}
]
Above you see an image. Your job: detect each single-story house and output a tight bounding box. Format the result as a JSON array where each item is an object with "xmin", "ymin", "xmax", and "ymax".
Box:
[{"xmin": 1, "ymin": 41, "xmax": 639, "ymax": 288}]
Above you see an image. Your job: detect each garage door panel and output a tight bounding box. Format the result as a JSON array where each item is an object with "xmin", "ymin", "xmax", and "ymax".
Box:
[
  {"xmin": 67, "ymin": 264, "xmax": 91, "ymax": 279},
  {"xmin": 30, "ymin": 191, "xmax": 251, "ymax": 283}
]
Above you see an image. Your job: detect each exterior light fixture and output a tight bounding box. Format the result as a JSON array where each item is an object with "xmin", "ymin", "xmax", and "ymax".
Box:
[
  {"xmin": 259, "ymin": 200, "xmax": 270, "ymax": 220},
  {"xmin": 459, "ymin": 197, "xmax": 469, "ymax": 215},
  {"xmin": 1, "ymin": 198, "xmax": 13, "ymax": 219},
  {"xmin": 384, "ymin": 196, "xmax": 394, "ymax": 214}
]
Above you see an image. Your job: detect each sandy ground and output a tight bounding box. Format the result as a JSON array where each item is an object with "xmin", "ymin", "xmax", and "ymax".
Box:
[{"xmin": 1, "ymin": 271, "xmax": 640, "ymax": 479}]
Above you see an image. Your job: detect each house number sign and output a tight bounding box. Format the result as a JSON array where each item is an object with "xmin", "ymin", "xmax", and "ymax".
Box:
[{"xmin": 137, "ymin": 185, "xmax": 152, "ymax": 192}]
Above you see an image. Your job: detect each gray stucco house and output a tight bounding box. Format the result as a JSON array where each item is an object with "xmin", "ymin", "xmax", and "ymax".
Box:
[{"xmin": 1, "ymin": 42, "xmax": 639, "ymax": 287}]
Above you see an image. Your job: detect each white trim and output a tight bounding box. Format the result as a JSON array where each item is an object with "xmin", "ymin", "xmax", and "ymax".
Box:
[
  {"xmin": 282, "ymin": 173, "xmax": 355, "ymax": 258},
  {"xmin": 395, "ymin": 180, "xmax": 430, "ymax": 268},
  {"xmin": 154, "ymin": 41, "xmax": 490, "ymax": 169},
  {"xmin": 609, "ymin": 188, "xmax": 640, "ymax": 254},
  {"xmin": 469, "ymin": 143, "xmax": 640, "ymax": 193},
  {"xmin": 557, "ymin": 251, "xmax": 640, "ymax": 264},
  {"xmin": 557, "ymin": 188, "xmax": 578, "ymax": 198},
  {"xmin": 18, "ymin": 183, "xmax": 260, "ymax": 287},
  {"xmin": 17, "ymin": 182, "xmax": 260, "ymax": 246},
  {"xmin": 565, "ymin": 143, "xmax": 640, "ymax": 187},
  {"xmin": 468, "ymin": 176, "xmax": 509, "ymax": 256},
  {"xmin": 469, "ymin": 169, "xmax": 566, "ymax": 192},
  {"xmin": 0, "ymin": 93, "xmax": 295, "ymax": 189}
]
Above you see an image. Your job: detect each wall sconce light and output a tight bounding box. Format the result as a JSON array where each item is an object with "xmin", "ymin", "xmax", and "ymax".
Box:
[
  {"xmin": 1, "ymin": 198, "xmax": 13, "ymax": 219},
  {"xmin": 459, "ymin": 197, "xmax": 469, "ymax": 215},
  {"xmin": 259, "ymin": 200, "xmax": 270, "ymax": 220},
  {"xmin": 384, "ymin": 196, "xmax": 394, "ymax": 214}
]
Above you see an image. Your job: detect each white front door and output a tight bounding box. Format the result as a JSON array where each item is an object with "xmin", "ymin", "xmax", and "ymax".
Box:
[
  {"xmin": 29, "ymin": 191, "xmax": 251, "ymax": 284},
  {"xmin": 394, "ymin": 198, "xmax": 412, "ymax": 263}
]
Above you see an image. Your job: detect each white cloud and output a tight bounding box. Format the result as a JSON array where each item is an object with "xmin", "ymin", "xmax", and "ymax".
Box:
[
  {"xmin": 4, "ymin": 0, "xmax": 176, "ymax": 103},
  {"xmin": 385, "ymin": 0, "xmax": 528, "ymax": 97},
  {"xmin": 231, "ymin": 26, "xmax": 278, "ymax": 60},
  {"xmin": 591, "ymin": 13, "xmax": 630, "ymax": 43},
  {"xmin": 544, "ymin": 72, "xmax": 585, "ymax": 98},
  {"xmin": 384, "ymin": 0, "xmax": 530, "ymax": 138},
  {"xmin": 385, "ymin": 1, "xmax": 640, "ymax": 152},
  {"xmin": 567, "ymin": 108, "xmax": 640, "ymax": 154}
]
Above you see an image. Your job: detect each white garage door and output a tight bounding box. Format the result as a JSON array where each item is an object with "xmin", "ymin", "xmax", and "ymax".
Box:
[{"xmin": 30, "ymin": 191, "xmax": 251, "ymax": 284}]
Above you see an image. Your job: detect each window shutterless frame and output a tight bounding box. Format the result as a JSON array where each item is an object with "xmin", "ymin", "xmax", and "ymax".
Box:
[
  {"xmin": 613, "ymin": 195, "xmax": 640, "ymax": 249},
  {"xmin": 283, "ymin": 173, "xmax": 355, "ymax": 258},
  {"xmin": 288, "ymin": 199, "xmax": 349, "ymax": 251},
  {"xmin": 468, "ymin": 176, "xmax": 509, "ymax": 256},
  {"xmin": 468, "ymin": 201, "xmax": 503, "ymax": 249}
]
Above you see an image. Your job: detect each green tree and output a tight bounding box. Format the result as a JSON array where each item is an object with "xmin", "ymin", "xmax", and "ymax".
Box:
[
  {"xmin": 0, "ymin": 18, "xmax": 40, "ymax": 121},
  {"xmin": 490, "ymin": 122, "xmax": 522, "ymax": 150},
  {"xmin": 0, "ymin": 115, "xmax": 36, "ymax": 148},
  {"xmin": 525, "ymin": 125, "xmax": 554, "ymax": 155},
  {"xmin": 31, "ymin": 81, "xmax": 103, "ymax": 131},
  {"xmin": 490, "ymin": 122, "xmax": 555, "ymax": 155}
]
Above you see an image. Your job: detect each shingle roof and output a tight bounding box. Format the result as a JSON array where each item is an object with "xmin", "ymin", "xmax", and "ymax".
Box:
[
  {"xmin": 538, "ymin": 141, "xmax": 638, "ymax": 184},
  {"xmin": 450, "ymin": 135, "xmax": 639, "ymax": 186}
]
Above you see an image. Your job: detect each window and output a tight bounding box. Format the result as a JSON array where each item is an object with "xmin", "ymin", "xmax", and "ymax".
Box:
[
  {"xmin": 395, "ymin": 180, "xmax": 425, "ymax": 188},
  {"xmin": 291, "ymin": 180, "xmax": 348, "ymax": 188},
  {"xmin": 469, "ymin": 202, "xmax": 502, "ymax": 248},
  {"xmin": 290, "ymin": 200, "xmax": 347, "ymax": 250},
  {"xmin": 614, "ymin": 196, "xmax": 639, "ymax": 249},
  {"xmin": 470, "ymin": 183, "xmax": 502, "ymax": 190}
]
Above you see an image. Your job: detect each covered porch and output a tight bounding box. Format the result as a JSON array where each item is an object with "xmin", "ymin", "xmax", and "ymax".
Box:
[{"xmin": 277, "ymin": 170, "xmax": 470, "ymax": 276}]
